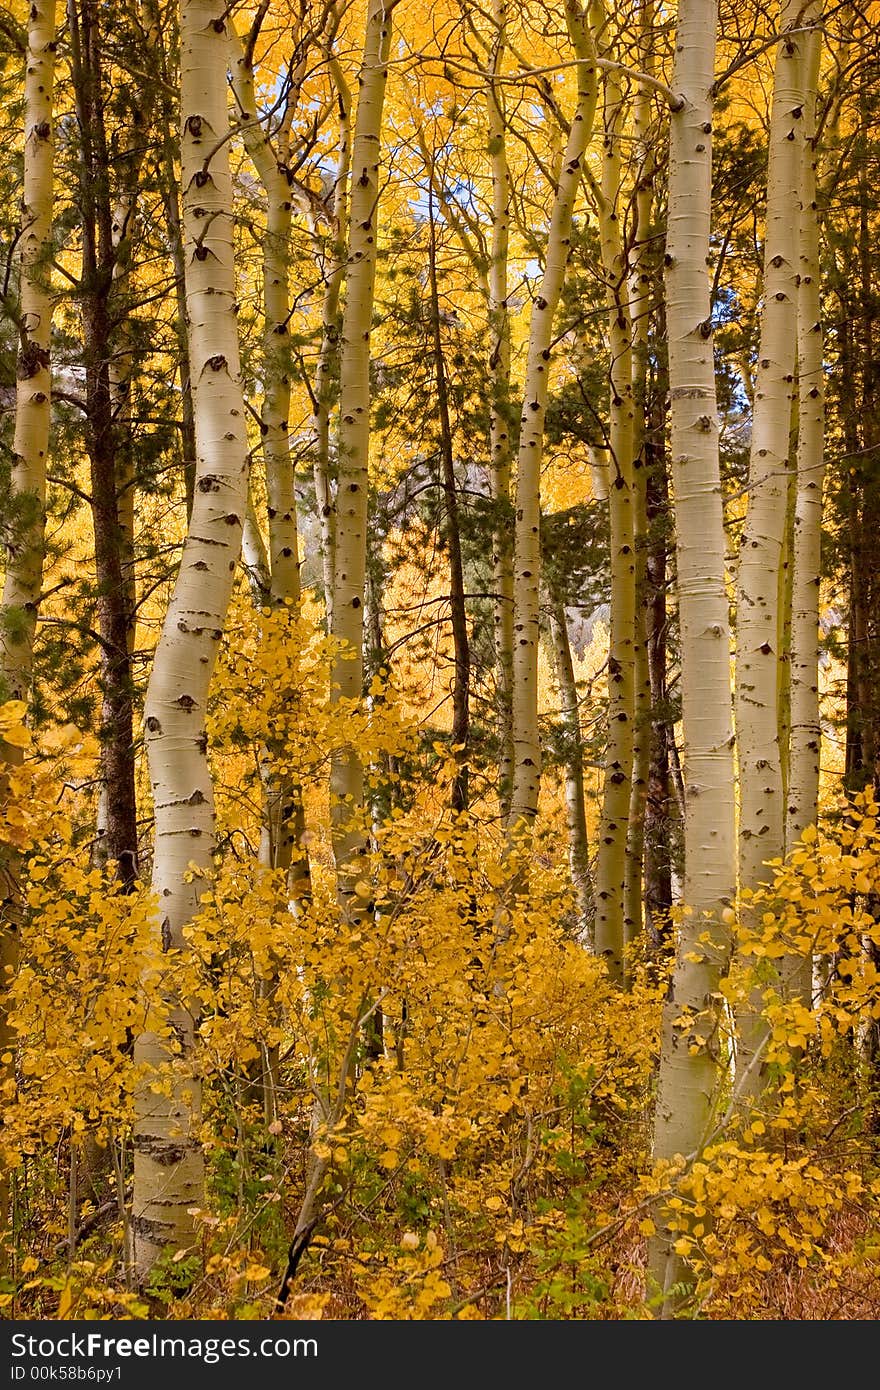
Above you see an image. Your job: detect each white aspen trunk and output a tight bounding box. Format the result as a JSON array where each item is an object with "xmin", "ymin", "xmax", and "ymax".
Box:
[
  {"xmin": 488, "ymin": 0, "xmax": 516, "ymax": 816},
  {"xmin": 624, "ymin": 0, "xmax": 657, "ymax": 960},
  {"xmin": 311, "ymin": 55, "xmax": 351, "ymax": 632},
  {"xmin": 0, "ymin": 0, "xmax": 56, "ymax": 1250},
  {"xmin": 547, "ymin": 591, "xmax": 594, "ymax": 940},
  {"xmin": 230, "ymin": 28, "xmax": 315, "ymax": 905},
  {"xmin": 785, "ymin": 13, "xmax": 824, "ymax": 1013},
  {"xmin": 508, "ymin": 2, "xmax": 598, "ymax": 833},
  {"xmin": 229, "ymin": 32, "xmax": 300, "ymax": 610},
  {"xmin": 734, "ymin": 0, "xmax": 805, "ymax": 1094},
  {"xmin": 132, "ymin": 0, "xmax": 249, "ymax": 1276},
  {"xmin": 1, "ymin": 0, "xmax": 55, "ymax": 706},
  {"xmin": 787, "ymin": 15, "xmax": 824, "ymax": 855},
  {"xmin": 329, "ymin": 0, "xmax": 394, "ymax": 893},
  {"xmin": 242, "ymin": 484, "xmax": 271, "ymax": 605},
  {"xmin": 231, "ymin": 23, "xmax": 311, "ymax": 1120},
  {"xmin": 648, "ymin": 0, "xmax": 737, "ymax": 1312},
  {"xmin": 594, "ymin": 61, "xmax": 636, "ymax": 984}
]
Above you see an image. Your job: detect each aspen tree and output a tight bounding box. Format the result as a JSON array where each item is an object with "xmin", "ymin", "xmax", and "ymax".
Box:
[
  {"xmin": 734, "ymin": 0, "xmax": 805, "ymax": 1090},
  {"xmin": 230, "ymin": 18, "xmax": 301, "ymax": 613},
  {"xmin": 229, "ymin": 16, "xmax": 318, "ymax": 1121},
  {"xmin": 229, "ymin": 16, "xmax": 314, "ymax": 905},
  {"xmin": 624, "ymin": 0, "xmax": 657, "ymax": 957},
  {"xmin": 644, "ymin": 431, "xmax": 677, "ymax": 957},
  {"xmin": 427, "ymin": 186, "xmax": 470, "ymax": 812},
  {"xmin": 0, "ymin": 0, "xmax": 56, "ymax": 1251},
  {"xmin": 593, "ymin": 51, "xmax": 636, "ymax": 983},
  {"xmin": 1, "ymin": 0, "xmax": 55, "ymax": 706},
  {"xmin": 68, "ymin": 0, "xmax": 159, "ymax": 887},
  {"xmin": 546, "ymin": 589, "xmax": 594, "ymax": 939},
  {"xmin": 787, "ymin": 10, "xmax": 824, "ymax": 855},
  {"xmin": 508, "ymin": 0, "xmax": 598, "ymax": 833},
  {"xmin": 311, "ymin": 41, "xmax": 351, "ymax": 631},
  {"xmin": 132, "ymin": 0, "xmax": 249, "ymax": 1275},
  {"xmin": 487, "ymin": 0, "xmax": 515, "ymax": 815},
  {"xmin": 329, "ymin": 0, "xmax": 396, "ymax": 902},
  {"xmin": 417, "ymin": 0, "xmax": 514, "ymax": 812},
  {"xmin": 648, "ymin": 0, "xmax": 737, "ymax": 1312}
]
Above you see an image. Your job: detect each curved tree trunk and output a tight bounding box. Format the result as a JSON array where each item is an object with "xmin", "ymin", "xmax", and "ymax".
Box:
[{"xmin": 132, "ymin": 0, "xmax": 249, "ymax": 1277}]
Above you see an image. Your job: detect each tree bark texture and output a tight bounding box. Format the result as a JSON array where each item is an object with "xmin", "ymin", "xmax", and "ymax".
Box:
[{"xmin": 132, "ymin": 0, "xmax": 249, "ymax": 1277}]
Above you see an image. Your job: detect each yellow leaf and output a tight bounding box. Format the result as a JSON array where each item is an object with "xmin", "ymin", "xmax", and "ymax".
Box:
[
  {"xmin": 57, "ymin": 1283, "xmax": 73, "ymax": 1318},
  {"xmin": 1, "ymin": 724, "xmax": 30, "ymax": 748}
]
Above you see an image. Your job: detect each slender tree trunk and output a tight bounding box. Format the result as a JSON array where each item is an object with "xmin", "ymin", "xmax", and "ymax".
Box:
[
  {"xmin": 0, "ymin": 0, "xmax": 56, "ymax": 1254},
  {"xmin": 734, "ymin": 0, "xmax": 805, "ymax": 1095},
  {"xmin": 242, "ymin": 484, "xmax": 272, "ymax": 607},
  {"xmin": 329, "ymin": 0, "xmax": 394, "ymax": 907},
  {"xmin": 648, "ymin": 0, "xmax": 737, "ymax": 1313},
  {"xmin": 785, "ymin": 18, "xmax": 824, "ymax": 982},
  {"xmin": 508, "ymin": 1, "xmax": 598, "ymax": 835},
  {"xmin": 230, "ymin": 24, "xmax": 314, "ymax": 1120},
  {"xmin": 427, "ymin": 189, "xmax": 470, "ymax": 812},
  {"xmin": 624, "ymin": 0, "xmax": 657, "ymax": 960},
  {"xmin": 644, "ymin": 417, "xmax": 676, "ymax": 962},
  {"xmin": 487, "ymin": 0, "xmax": 515, "ymax": 817},
  {"xmin": 787, "ymin": 17, "xmax": 825, "ymax": 853},
  {"xmin": 594, "ymin": 61, "xmax": 636, "ymax": 983},
  {"xmin": 547, "ymin": 589, "xmax": 594, "ymax": 940},
  {"xmin": 132, "ymin": 0, "xmax": 249, "ymax": 1276},
  {"xmin": 69, "ymin": 0, "xmax": 139, "ymax": 887},
  {"xmin": 311, "ymin": 54, "xmax": 351, "ymax": 631},
  {"xmin": 230, "ymin": 21, "xmax": 311, "ymax": 904}
]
